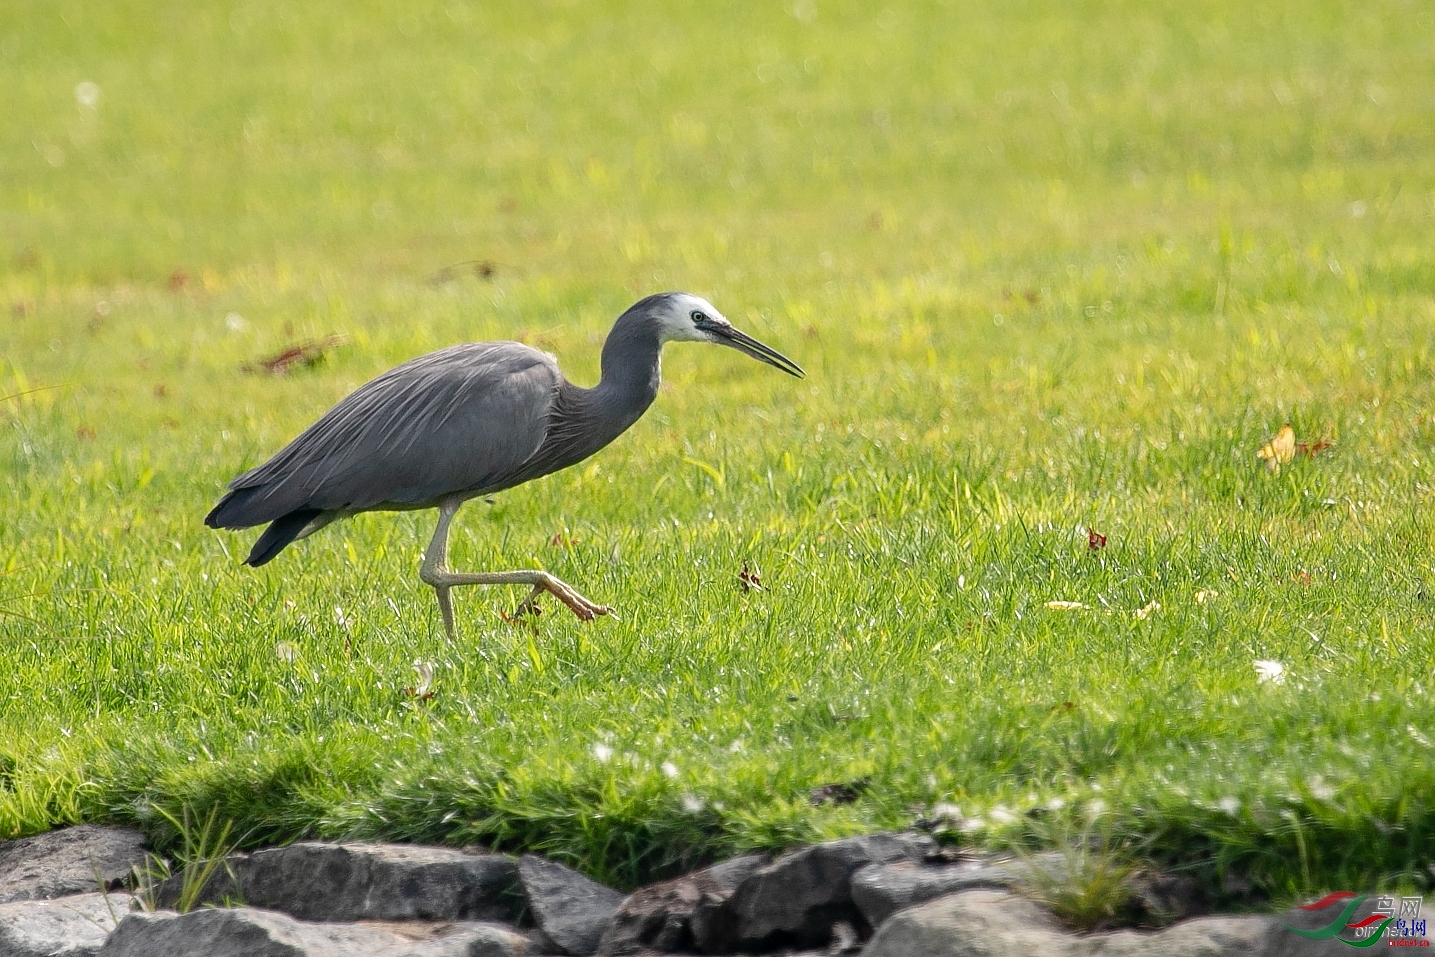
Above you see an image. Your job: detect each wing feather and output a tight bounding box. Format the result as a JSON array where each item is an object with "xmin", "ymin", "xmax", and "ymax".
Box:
[{"xmin": 213, "ymin": 342, "xmax": 560, "ymax": 526}]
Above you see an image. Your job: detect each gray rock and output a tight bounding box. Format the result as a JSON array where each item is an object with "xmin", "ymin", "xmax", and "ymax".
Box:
[
  {"xmin": 155, "ymin": 843, "xmax": 521, "ymax": 923},
  {"xmin": 98, "ymin": 909, "xmax": 531, "ymax": 957},
  {"xmin": 861, "ymin": 889, "xmax": 1075, "ymax": 956},
  {"xmin": 696, "ymin": 831, "xmax": 936, "ymax": 952},
  {"xmin": 851, "ymin": 859, "xmax": 1019, "ymax": 926},
  {"xmin": 1095, "ymin": 916, "xmax": 1277, "ymax": 955},
  {"xmin": 597, "ymin": 854, "xmax": 766, "ymax": 954},
  {"xmin": 861, "ymin": 889, "xmax": 1278, "ymax": 956},
  {"xmin": 0, "ymin": 827, "xmax": 149, "ymax": 904},
  {"xmin": 1125, "ymin": 869, "xmax": 1208, "ymax": 924},
  {"xmin": 97, "ymin": 907, "xmax": 420, "ymax": 957},
  {"xmin": 394, "ymin": 921, "xmax": 534, "ymax": 957},
  {"xmin": 0, "ymin": 892, "xmax": 130, "ymax": 957},
  {"xmin": 522, "ymin": 925, "xmax": 559, "ymax": 955},
  {"xmin": 518, "ymin": 856, "xmax": 624, "ymax": 956}
]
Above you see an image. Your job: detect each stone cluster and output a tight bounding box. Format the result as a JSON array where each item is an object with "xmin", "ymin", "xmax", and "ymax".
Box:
[{"xmin": 0, "ymin": 824, "xmax": 1404, "ymax": 956}]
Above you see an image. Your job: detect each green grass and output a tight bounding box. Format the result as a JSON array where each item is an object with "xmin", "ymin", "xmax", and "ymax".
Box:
[{"xmin": 4, "ymin": 0, "xmax": 1435, "ymax": 901}]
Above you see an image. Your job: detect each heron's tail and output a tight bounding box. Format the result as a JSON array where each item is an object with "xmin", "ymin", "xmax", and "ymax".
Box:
[
  {"xmin": 243, "ymin": 509, "xmax": 323, "ymax": 566},
  {"xmin": 205, "ymin": 486, "xmax": 266, "ymax": 530}
]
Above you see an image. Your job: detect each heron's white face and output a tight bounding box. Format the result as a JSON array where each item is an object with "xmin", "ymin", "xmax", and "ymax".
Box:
[
  {"xmin": 644, "ymin": 290, "xmax": 806, "ymax": 378},
  {"xmin": 654, "ymin": 293, "xmax": 729, "ymax": 344}
]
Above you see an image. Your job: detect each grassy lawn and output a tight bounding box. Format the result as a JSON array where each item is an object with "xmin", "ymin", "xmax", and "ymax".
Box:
[{"xmin": 3, "ymin": 0, "xmax": 1435, "ymax": 900}]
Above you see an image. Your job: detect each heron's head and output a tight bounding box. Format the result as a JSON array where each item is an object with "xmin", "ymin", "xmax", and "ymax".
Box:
[{"xmin": 650, "ymin": 292, "xmax": 805, "ymax": 378}]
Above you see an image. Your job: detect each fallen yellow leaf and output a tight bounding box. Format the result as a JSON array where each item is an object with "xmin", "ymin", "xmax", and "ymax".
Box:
[{"xmin": 1257, "ymin": 424, "xmax": 1296, "ymax": 472}]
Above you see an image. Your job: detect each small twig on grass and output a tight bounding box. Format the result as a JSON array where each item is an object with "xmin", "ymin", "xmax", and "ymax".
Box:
[
  {"xmin": 0, "ymin": 384, "xmax": 67, "ymax": 405},
  {"xmin": 0, "ymin": 594, "xmax": 42, "ymax": 624},
  {"xmin": 241, "ymin": 335, "xmax": 347, "ymax": 375},
  {"xmin": 425, "ymin": 259, "xmax": 498, "ymax": 285}
]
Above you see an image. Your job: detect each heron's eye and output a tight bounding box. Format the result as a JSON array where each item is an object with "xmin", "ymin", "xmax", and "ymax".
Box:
[{"xmin": 690, "ymin": 310, "xmax": 707, "ymax": 324}]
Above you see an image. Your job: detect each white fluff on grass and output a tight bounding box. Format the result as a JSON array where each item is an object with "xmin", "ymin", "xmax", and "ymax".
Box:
[{"xmin": 1253, "ymin": 660, "xmax": 1286, "ymax": 685}]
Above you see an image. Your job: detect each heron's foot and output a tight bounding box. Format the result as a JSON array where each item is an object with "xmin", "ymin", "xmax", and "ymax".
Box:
[
  {"xmin": 421, "ymin": 565, "xmax": 612, "ymax": 630},
  {"xmin": 538, "ymin": 575, "xmax": 613, "ymax": 622}
]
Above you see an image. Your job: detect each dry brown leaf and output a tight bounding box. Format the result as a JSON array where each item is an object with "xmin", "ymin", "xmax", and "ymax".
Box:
[{"xmin": 242, "ymin": 335, "xmax": 346, "ymax": 375}]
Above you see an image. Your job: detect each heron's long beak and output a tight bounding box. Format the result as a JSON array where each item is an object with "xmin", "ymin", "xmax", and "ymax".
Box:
[{"xmin": 713, "ymin": 325, "xmax": 806, "ymax": 378}]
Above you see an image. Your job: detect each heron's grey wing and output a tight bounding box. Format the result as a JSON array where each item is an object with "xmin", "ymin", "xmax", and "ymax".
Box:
[{"xmin": 214, "ymin": 342, "xmax": 560, "ymax": 525}]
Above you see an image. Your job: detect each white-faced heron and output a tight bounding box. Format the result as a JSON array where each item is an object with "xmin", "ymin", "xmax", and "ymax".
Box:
[{"xmin": 205, "ymin": 292, "xmax": 804, "ymax": 637}]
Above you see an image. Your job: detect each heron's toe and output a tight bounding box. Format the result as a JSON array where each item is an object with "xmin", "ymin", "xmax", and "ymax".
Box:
[{"xmin": 567, "ymin": 598, "xmax": 611, "ymax": 622}]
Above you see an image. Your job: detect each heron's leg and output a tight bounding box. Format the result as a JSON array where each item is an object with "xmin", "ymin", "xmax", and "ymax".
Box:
[
  {"xmin": 421, "ymin": 503, "xmax": 460, "ymax": 638},
  {"xmin": 418, "ymin": 503, "xmax": 612, "ymax": 637}
]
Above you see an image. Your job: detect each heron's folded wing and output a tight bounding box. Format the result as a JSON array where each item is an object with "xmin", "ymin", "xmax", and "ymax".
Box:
[{"xmin": 228, "ymin": 342, "xmax": 560, "ymax": 518}]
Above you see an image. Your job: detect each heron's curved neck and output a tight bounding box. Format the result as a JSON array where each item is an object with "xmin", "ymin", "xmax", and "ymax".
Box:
[{"xmin": 595, "ymin": 313, "xmax": 662, "ymax": 413}]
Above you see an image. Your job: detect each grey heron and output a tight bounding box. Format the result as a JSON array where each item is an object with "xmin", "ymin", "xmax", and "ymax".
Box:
[{"xmin": 205, "ymin": 292, "xmax": 805, "ymax": 637}]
